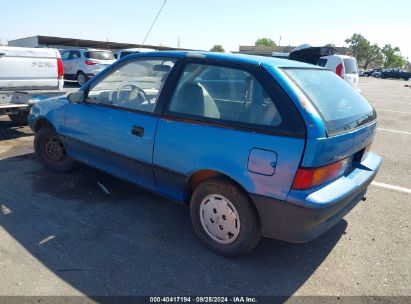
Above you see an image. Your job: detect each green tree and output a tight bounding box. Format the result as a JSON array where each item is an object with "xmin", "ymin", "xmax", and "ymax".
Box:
[
  {"xmin": 381, "ymin": 44, "xmax": 407, "ymax": 68},
  {"xmin": 363, "ymin": 44, "xmax": 383, "ymax": 69},
  {"xmin": 255, "ymin": 38, "xmax": 276, "ymax": 47},
  {"xmin": 210, "ymin": 45, "xmax": 225, "ymax": 52},
  {"xmin": 325, "ymin": 43, "xmax": 336, "ymax": 48},
  {"xmin": 345, "ymin": 33, "xmax": 371, "ymax": 65},
  {"xmin": 345, "ymin": 33, "xmax": 386, "ymax": 68}
]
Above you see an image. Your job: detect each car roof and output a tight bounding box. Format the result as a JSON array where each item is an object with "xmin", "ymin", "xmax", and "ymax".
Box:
[
  {"xmin": 127, "ymin": 51, "xmax": 320, "ymax": 69},
  {"xmin": 62, "ymin": 48, "xmax": 110, "ymax": 52},
  {"xmin": 118, "ymin": 48, "xmax": 156, "ymax": 52}
]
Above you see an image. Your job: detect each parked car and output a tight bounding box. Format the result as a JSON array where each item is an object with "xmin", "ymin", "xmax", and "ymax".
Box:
[
  {"xmin": 0, "ymin": 46, "xmax": 65, "ymax": 124},
  {"xmin": 372, "ymin": 71, "xmax": 382, "ymax": 78},
  {"xmin": 60, "ymin": 48, "xmax": 116, "ymax": 86},
  {"xmin": 380, "ymin": 68, "xmax": 410, "ymax": 81},
  {"xmin": 363, "ymin": 68, "xmax": 380, "ymax": 77},
  {"xmin": 28, "ymin": 51, "xmax": 382, "ymax": 256},
  {"xmin": 317, "ymin": 55, "xmax": 359, "ymax": 90},
  {"xmin": 114, "ymin": 48, "xmax": 157, "ymax": 60},
  {"xmin": 287, "ymin": 46, "xmax": 360, "ymax": 90}
]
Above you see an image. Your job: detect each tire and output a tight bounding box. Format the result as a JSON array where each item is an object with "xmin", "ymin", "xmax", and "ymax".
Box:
[
  {"xmin": 34, "ymin": 126, "xmax": 75, "ymax": 173},
  {"xmin": 190, "ymin": 177, "xmax": 261, "ymax": 257},
  {"xmin": 404, "ymin": 78, "xmax": 409, "ymax": 81},
  {"xmin": 76, "ymin": 71, "xmax": 87, "ymax": 86},
  {"xmin": 8, "ymin": 111, "xmax": 28, "ymax": 125}
]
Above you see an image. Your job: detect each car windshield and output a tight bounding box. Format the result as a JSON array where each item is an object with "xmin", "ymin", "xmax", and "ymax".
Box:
[
  {"xmin": 85, "ymin": 51, "xmax": 115, "ymax": 60},
  {"xmin": 343, "ymin": 58, "xmax": 358, "ymax": 74},
  {"xmin": 284, "ymin": 68, "xmax": 376, "ymax": 135}
]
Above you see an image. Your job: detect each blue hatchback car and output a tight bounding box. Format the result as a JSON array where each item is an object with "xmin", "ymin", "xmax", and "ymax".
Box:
[{"xmin": 29, "ymin": 51, "xmax": 382, "ymax": 256}]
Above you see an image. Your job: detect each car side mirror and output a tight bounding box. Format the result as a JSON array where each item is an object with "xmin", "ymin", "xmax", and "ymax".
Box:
[{"xmin": 68, "ymin": 91, "xmax": 85, "ymax": 103}]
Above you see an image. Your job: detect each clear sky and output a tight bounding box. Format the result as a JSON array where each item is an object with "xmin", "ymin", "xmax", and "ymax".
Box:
[{"xmin": 1, "ymin": 0, "xmax": 410, "ymax": 59}]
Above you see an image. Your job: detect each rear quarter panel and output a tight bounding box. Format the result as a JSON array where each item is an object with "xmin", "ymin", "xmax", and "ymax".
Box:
[{"xmin": 153, "ymin": 119, "xmax": 305, "ymax": 202}]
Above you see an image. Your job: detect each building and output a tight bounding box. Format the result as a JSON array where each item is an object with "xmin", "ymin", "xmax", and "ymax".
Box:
[
  {"xmin": 7, "ymin": 35, "xmax": 187, "ymax": 51},
  {"xmin": 238, "ymin": 45, "xmax": 348, "ymax": 57}
]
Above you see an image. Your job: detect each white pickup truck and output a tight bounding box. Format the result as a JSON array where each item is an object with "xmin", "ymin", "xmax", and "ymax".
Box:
[{"xmin": 0, "ymin": 46, "xmax": 65, "ymax": 124}]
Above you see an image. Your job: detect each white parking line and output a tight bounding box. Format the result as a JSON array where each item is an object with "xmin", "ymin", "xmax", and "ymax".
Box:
[
  {"xmin": 376, "ymin": 109, "xmax": 409, "ymax": 114},
  {"xmin": 371, "ymin": 100, "xmax": 411, "ymax": 105},
  {"xmin": 363, "ymin": 93, "xmax": 408, "ymax": 98},
  {"xmin": 377, "ymin": 128, "xmax": 411, "ymax": 135},
  {"xmin": 371, "ymin": 182, "xmax": 411, "ymax": 194}
]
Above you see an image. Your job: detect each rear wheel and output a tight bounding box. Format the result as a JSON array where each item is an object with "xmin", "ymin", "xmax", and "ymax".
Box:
[
  {"xmin": 190, "ymin": 177, "xmax": 261, "ymax": 257},
  {"xmin": 77, "ymin": 71, "xmax": 87, "ymax": 86},
  {"xmin": 34, "ymin": 126, "xmax": 75, "ymax": 173},
  {"xmin": 8, "ymin": 111, "xmax": 28, "ymax": 125}
]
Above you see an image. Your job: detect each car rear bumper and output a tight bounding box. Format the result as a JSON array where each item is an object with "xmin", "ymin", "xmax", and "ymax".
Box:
[{"xmin": 252, "ymin": 152, "xmax": 382, "ymax": 243}]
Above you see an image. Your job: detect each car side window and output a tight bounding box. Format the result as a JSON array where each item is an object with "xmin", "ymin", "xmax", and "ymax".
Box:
[
  {"xmin": 87, "ymin": 58, "xmax": 176, "ymax": 113},
  {"xmin": 68, "ymin": 51, "xmax": 81, "ymax": 60},
  {"xmin": 61, "ymin": 51, "xmax": 70, "ymax": 60},
  {"xmin": 167, "ymin": 63, "xmax": 282, "ymax": 128}
]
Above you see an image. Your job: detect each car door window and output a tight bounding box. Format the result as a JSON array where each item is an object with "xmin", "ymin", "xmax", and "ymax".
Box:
[
  {"xmin": 87, "ymin": 58, "xmax": 176, "ymax": 113},
  {"xmin": 68, "ymin": 51, "xmax": 81, "ymax": 60},
  {"xmin": 167, "ymin": 63, "xmax": 282, "ymax": 127}
]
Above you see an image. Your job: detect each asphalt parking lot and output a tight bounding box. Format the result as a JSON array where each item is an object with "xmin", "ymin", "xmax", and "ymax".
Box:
[{"xmin": 0, "ymin": 79, "xmax": 410, "ymax": 298}]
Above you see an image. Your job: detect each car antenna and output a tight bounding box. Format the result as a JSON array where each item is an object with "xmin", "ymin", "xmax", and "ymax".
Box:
[{"xmin": 138, "ymin": 0, "xmax": 167, "ymax": 51}]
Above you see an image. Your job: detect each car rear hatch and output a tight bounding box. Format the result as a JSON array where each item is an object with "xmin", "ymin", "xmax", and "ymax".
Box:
[
  {"xmin": 283, "ymin": 68, "xmax": 379, "ymax": 194},
  {"xmin": 0, "ymin": 47, "xmax": 60, "ymax": 90},
  {"xmin": 84, "ymin": 51, "xmax": 116, "ymax": 70},
  {"xmin": 342, "ymin": 57, "xmax": 359, "ymax": 89}
]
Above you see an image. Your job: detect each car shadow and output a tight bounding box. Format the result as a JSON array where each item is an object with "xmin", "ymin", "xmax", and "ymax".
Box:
[
  {"xmin": 0, "ymin": 153, "xmax": 347, "ymax": 298},
  {"xmin": 0, "ymin": 120, "xmax": 33, "ymax": 140},
  {"xmin": 64, "ymin": 81, "xmax": 80, "ymax": 89}
]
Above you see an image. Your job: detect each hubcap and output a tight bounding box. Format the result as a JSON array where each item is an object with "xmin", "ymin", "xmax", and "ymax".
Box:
[
  {"xmin": 44, "ymin": 136, "xmax": 66, "ymax": 162},
  {"xmin": 199, "ymin": 194, "xmax": 241, "ymax": 244},
  {"xmin": 78, "ymin": 74, "xmax": 85, "ymax": 86}
]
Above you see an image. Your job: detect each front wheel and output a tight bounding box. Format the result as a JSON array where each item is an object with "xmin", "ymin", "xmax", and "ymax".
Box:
[
  {"xmin": 190, "ymin": 177, "xmax": 261, "ymax": 257},
  {"xmin": 34, "ymin": 126, "xmax": 75, "ymax": 173}
]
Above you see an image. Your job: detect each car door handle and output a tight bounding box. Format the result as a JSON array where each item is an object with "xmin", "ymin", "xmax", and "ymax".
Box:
[{"xmin": 131, "ymin": 125, "xmax": 144, "ymax": 137}]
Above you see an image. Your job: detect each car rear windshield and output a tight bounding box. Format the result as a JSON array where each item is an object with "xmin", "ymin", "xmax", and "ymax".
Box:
[
  {"xmin": 84, "ymin": 51, "xmax": 115, "ymax": 60},
  {"xmin": 343, "ymin": 58, "xmax": 358, "ymax": 74},
  {"xmin": 284, "ymin": 68, "xmax": 376, "ymax": 135}
]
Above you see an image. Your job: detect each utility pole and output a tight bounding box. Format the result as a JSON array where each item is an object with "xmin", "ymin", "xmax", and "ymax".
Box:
[
  {"xmin": 278, "ymin": 36, "xmax": 282, "ymax": 46},
  {"xmin": 177, "ymin": 37, "xmax": 180, "ymax": 48}
]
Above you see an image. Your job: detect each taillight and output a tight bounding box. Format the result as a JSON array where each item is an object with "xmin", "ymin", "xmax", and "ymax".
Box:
[
  {"xmin": 85, "ymin": 60, "xmax": 98, "ymax": 65},
  {"xmin": 57, "ymin": 58, "xmax": 64, "ymax": 79},
  {"xmin": 336, "ymin": 63, "xmax": 344, "ymax": 78},
  {"xmin": 292, "ymin": 158, "xmax": 349, "ymax": 190}
]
